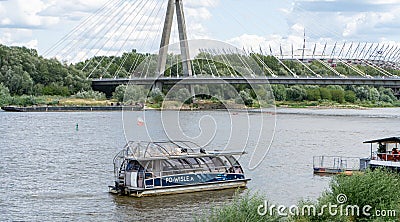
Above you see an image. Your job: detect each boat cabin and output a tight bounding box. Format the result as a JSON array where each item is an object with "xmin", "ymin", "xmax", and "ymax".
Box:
[
  {"xmin": 364, "ymin": 137, "xmax": 400, "ymax": 162},
  {"xmin": 110, "ymin": 141, "xmax": 250, "ymax": 197},
  {"xmin": 363, "ymin": 137, "xmax": 400, "ymax": 171}
]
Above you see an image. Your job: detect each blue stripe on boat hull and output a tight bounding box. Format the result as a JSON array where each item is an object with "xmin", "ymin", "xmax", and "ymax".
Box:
[{"xmin": 145, "ymin": 173, "xmax": 245, "ymax": 188}]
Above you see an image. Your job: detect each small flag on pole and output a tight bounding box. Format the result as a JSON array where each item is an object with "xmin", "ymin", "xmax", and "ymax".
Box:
[{"xmin": 137, "ymin": 117, "xmax": 145, "ymax": 127}]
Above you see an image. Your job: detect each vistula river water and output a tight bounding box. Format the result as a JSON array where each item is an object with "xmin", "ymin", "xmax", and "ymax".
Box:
[{"xmin": 1, "ymin": 108, "xmax": 400, "ymax": 221}]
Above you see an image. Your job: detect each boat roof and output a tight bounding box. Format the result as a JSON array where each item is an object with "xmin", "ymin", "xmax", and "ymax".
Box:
[
  {"xmin": 363, "ymin": 137, "xmax": 400, "ymax": 144},
  {"xmin": 121, "ymin": 141, "xmax": 246, "ymax": 160}
]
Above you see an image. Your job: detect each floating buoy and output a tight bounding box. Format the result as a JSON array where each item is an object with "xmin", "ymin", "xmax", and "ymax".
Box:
[{"xmin": 76, "ymin": 123, "xmax": 79, "ymax": 131}]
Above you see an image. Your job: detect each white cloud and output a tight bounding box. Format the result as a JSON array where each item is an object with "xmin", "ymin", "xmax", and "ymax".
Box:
[
  {"xmin": 0, "ymin": 0, "xmax": 59, "ymax": 28},
  {"xmin": 0, "ymin": 28, "xmax": 37, "ymax": 48},
  {"xmin": 290, "ymin": 0, "xmax": 400, "ymax": 41},
  {"xmin": 0, "ymin": 0, "xmax": 399, "ymax": 63}
]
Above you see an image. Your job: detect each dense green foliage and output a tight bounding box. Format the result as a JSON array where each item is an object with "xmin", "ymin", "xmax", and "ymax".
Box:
[
  {"xmin": 0, "ymin": 44, "xmax": 90, "ymax": 97},
  {"xmin": 301, "ymin": 169, "xmax": 400, "ymax": 221},
  {"xmin": 271, "ymin": 85, "xmax": 398, "ymax": 106},
  {"xmin": 74, "ymin": 90, "xmax": 106, "ymax": 100},
  {"xmin": 199, "ymin": 191, "xmax": 283, "ymax": 222},
  {"xmin": 202, "ymin": 169, "xmax": 400, "ymax": 221}
]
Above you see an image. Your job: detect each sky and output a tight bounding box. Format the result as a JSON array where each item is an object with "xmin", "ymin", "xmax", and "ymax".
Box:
[{"xmin": 0, "ymin": 0, "xmax": 399, "ymax": 61}]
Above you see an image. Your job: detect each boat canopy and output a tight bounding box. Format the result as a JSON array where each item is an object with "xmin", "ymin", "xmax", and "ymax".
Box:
[
  {"xmin": 363, "ymin": 137, "xmax": 400, "ymax": 144},
  {"xmin": 122, "ymin": 141, "xmax": 246, "ymax": 160}
]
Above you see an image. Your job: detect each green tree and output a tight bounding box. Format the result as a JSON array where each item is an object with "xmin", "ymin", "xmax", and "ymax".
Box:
[
  {"xmin": 175, "ymin": 88, "xmax": 191, "ymax": 103},
  {"xmin": 379, "ymin": 87, "xmax": 396, "ymax": 103},
  {"xmin": 286, "ymin": 86, "xmax": 306, "ymax": 101},
  {"xmin": 113, "ymin": 85, "xmax": 126, "ymax": 102},
  {"xmin": 0, "ymin": 83, "xmax": 11, "ymax": 106},
  {"xmin": 271, "ymin": 85, "xmax": 286, "ymax": 101},
  {"xmin": 42, "ymin": 83, "xmax": 70, "ymax": 96},
  {"xmin": 354, "ymin": 86, "xmax": 370, "ymax": 101},
  {"xmin": 149, "ymin": 88, "xmax": 164, "ymax": 104},
  {"xmin": 369, "ymin": 87, "xmax": 380, "ymax": 102},
  {"xmin": 236, "ymin": 90, "xmax": 253, "ymax": 106}
]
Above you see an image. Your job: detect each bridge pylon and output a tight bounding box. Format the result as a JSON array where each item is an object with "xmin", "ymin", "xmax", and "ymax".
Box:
[{"xmin": 156, "ymin": 0, "xmax": 194, "ymax": 97}]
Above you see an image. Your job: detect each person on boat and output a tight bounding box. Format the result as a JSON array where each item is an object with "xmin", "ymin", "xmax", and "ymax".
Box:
[{"xmin": 392, "ymin": 148, "xmax": 400, "ymax": 161}]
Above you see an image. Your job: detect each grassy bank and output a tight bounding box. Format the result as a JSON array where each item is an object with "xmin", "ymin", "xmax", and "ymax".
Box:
[
  {"xmin": 3, "ymin": 96, "xmax": 400, "ymax": 109},
  {"xmin": 275, "ymin": 100, "xmax": 400, "ymax": 109},
  {"xmin": 201, "ymin": 169, "xmax": 400, "ymax": 221}
]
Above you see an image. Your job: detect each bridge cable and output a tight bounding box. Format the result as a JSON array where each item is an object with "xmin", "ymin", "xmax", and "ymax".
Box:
[
  {"xmin": 143, "ymin": 2, "xmax": 167, "ymax": 78},
  {"xmin": 106, "ymin": 0, "xmax": 163, "ymax": 78},
  {"xmin": 248, "ymin": 48, "xmax": 277, "ymax": 78},
  {"xmin": 116, "ymin": 0, "xmax": 166, "ymax": 79},
  {"xmin": 86, "ymin": 0, "xmax": 148, "ymax": 78},
  {"xmin": 59, "ymin": 0, "xmax": 126, "ymax": 62},
  {"xmin": 98, "ymin": 0, "xmax": 150, "ymax": 78},
  {"xmin": 42, "ymin": 0, "xmax": 117, "ymax": 58},
  {"xmin": 199, "ymin": 49, "xmax": 216, "ymax": 78},
  {"xmin": 83, "ymin": 0, "xmax": 148, "ymax": 76},
  {"xmin": 212, "ymin": 49, "xmax": 236, "ymax": 78}
]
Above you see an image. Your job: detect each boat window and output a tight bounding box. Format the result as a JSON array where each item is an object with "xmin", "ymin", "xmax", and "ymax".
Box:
[
  {"xmin": 211, "ymin": 157, "xmax": 225, "ymax": 167},
  {"xmin": 186, "ymin": 158, "xmax": 201, "ymax": 166},
  {"xmin": 145, "ymin": 161, "xmax": 153, "ymax": 172},
  {"xmin": 126, "ymin": 160, "xmax": 142, "ymax": 172},
  {"xmin": 200, "ymin": 157, "xmax": 216, "ymax": 169}
]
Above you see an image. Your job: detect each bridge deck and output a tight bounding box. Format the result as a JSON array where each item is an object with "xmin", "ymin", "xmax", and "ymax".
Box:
[{"xmin": 92, "ymin": 76, "xmax": 400, "ymax": 86}]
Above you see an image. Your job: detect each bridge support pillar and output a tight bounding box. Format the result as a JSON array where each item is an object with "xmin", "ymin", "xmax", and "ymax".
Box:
[
  {"xmin": 154, "ymin": 81, "xmax": 163, "ymax": 92},
  {"xmin": 391, "ymin": 87, "xmax": 400, "ymax": 99},
  {"xmin": 157, "ymin": 0, "xmax": 195, "ymax": 100}
]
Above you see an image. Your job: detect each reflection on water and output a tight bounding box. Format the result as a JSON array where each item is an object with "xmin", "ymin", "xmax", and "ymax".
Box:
[{"xmin": 112, "ymin": 189, "xmax": 240, "ymax": 221}]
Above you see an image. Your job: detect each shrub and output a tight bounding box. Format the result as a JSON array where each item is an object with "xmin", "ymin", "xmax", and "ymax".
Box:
[
  {"xmin": 10, "ymin": 95, "xmax": 37, "ymax": 107},
  {"xmin": 379, "ymin": 88, "xmax": 396, "ymax": 103},
  {"xmin": 74, "ymin": 90, "xmax": 106, "ymax": 100},
  {"xmin": 330, "ymin": 89, "xmax": 345, "ymax": 103},
  {"xmin": 306, "ymin": 88, "xmax": 321, "ymax": 101},
  {"xmin": 344, "ymin": 90, "xmax": 356, "ymax": 103},
  {"xmin": 319, "ymin": 88, "xmax": 332, "ymax": 100},
  {"xmin": 149, "ymin": 87, "xmax": 164, "ymax": 104},
  {"xmin": 199, "ymin": 191, "xmax": 282, "ymax": 222},
  {"xmin": 42, "ymin": 83, "xmax": 70, "ymax": 96},
  {"xmin": 271, "ymin": 85, "xmax": 287, "ymax": 101},
  {"xmin": 113, "ymin": 85, "xmax": 126, "ymax": 102},
  {"xmin": 369, "ymin": 88, "xmax": 380, "ymax": 102},
  {"xmin": 354, "ymin": 86, "xmax": 370, "ymax": 101},
  {"xmin": 113, "ymin": 85, "xmax": 147, "ymax": 103},
  {"xmin": 302, "ymin": 169, "xmax": 400, "ymax": 221},
  {"xmin": 236, "ymin": 90, "xmax": 254, "ymax": 106},
  {"xmin": 380, "ymin": 94, "xmax": 393, "ymax": 103}
]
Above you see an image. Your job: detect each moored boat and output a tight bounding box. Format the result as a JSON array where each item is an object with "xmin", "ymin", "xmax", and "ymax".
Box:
[
  {"xmin": 362, "ymin": 137, "xmax": 400, "ymax": 172},
  {"xmin": 109, "ymin": 141, "xmax": 250, "ymax": 197},
  {"xmin": 313, "ymin": 156, "xmax": 360, "ymax": 175}
]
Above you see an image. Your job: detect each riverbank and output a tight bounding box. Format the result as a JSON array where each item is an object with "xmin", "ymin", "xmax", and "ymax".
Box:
[
  {"xmin": 2, "ymin": 102, "xmax": 398, "ymax": 112},
  {"xmin": 201, "ymin": 169, "xmax": 400, "ymax": 221},
  {"xmin": 1, "ymin": 106, "xmax": 142, "ymax": 112}
]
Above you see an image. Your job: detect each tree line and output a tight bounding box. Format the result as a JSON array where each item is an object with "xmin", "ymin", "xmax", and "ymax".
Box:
[{"xmin": 0, "ymin": 44, "xmax": 399, "ymax": 107}]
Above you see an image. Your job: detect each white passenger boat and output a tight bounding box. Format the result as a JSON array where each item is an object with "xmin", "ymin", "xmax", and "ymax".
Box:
[
  {"xmin": 109, "ymin": 141, "xmax": 250, "ymax": 197},
  {"xmin": 361, "ymin": 137, "xmax": 400, "ymax": 171}
]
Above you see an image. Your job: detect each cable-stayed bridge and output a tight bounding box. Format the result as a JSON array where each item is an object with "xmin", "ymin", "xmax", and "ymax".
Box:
[{"xmin": 44, "ymin": 0, "xmax": 400, "ymax": 97}]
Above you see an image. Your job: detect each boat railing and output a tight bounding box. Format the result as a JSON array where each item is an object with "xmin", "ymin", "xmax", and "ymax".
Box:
[
  {"xmin": 372, "ymin": 152, "xmax": 400, "ymax": 162},
  {"xmin": 313, "ymin": 156, "xmax": 360, "ymax": 171}
]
